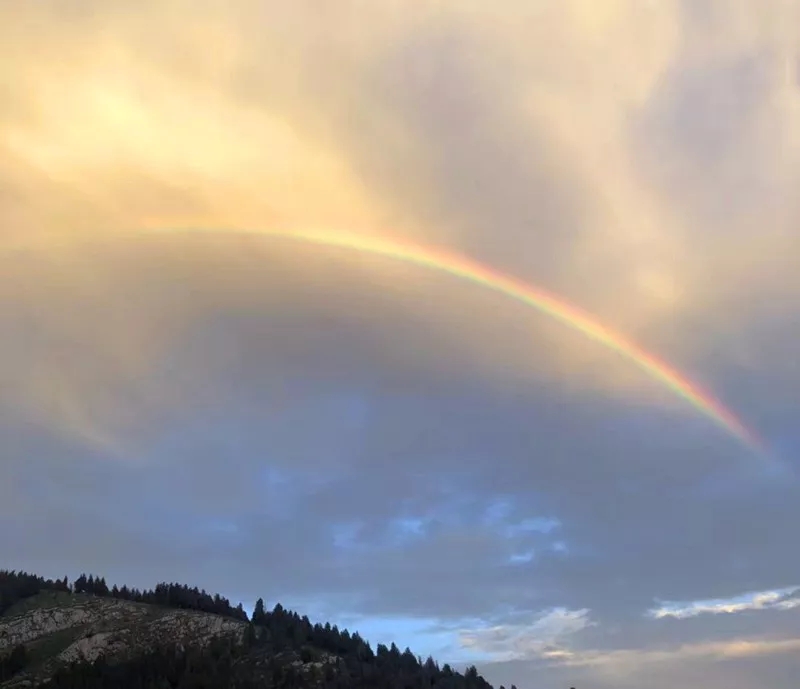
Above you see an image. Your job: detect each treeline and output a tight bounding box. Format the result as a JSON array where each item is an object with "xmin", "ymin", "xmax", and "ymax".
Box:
[
  {"xmin": 0, "ymin": 570, "xmax": 69, "ymax": 615},
  {"xmin": 73, "ymin": 574, "xmax": 249, "ymax": 621},
  {"xmin": 0, "ymin": 570, "xmax": 248, "ymax": 621}
]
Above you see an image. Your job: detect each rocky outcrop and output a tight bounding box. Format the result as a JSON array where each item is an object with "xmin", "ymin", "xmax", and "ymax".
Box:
[
  {"xmin": 0, "ymin": 606, "xmax": 96, "ymax": 650},
  {"xmin": 58, "ymin": 632, "xmax": 126, "ymax": 664},
  {"xmin": 0, "ymin": 593, "xmax": 248, "ymax": 687},
  {"xmin": 146, "ymin": 609, "xmax": 246, "ymax": 643}
]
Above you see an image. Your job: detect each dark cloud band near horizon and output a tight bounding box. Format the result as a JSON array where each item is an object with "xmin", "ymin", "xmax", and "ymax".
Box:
[{"xmin": 2, "ymin": 2, "xmax": 799, "ymax": 688}]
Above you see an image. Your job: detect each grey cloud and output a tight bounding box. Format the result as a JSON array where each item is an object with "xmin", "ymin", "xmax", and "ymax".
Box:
[{"xmin": 346, "ymin": 25, "xmax": 590, "ymax": 285}]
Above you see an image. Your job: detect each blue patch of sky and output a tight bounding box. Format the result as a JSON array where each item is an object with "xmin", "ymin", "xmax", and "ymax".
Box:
[
  {"xmin": 482, "ymin": 496, "xmax": 559, "ymax": 530},
  {"xmin": 481, "ymin": 496, "xmax": 561, "ymax": 543},
  {"xmin": 321, "ymin": 614, "xmax": 493, "ymax": 667},
  {"xmin": 387, "ymin": 516, "xmax": 429, "ymax": 543},
  {"xmin": 329, "ymin": 515, "xmax": 431, "ymax": 556}
]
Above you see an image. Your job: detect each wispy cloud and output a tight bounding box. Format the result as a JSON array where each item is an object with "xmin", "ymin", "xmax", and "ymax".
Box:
[
  {"xmin": 649, "ymin": 586, "xmax": 800, "ymax": 619},
  {"xmin": 459, "ymin": 608, "xmax": 594, "ymax": 662},
  {"xmin": 556, "ymin": 636, "xmax": 800, "ymax": 669}
]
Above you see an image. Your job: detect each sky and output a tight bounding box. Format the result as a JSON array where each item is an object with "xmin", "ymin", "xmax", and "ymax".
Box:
[{"xmin": 1, "ymin": 0, "xmax": 799, "ymax": 687}]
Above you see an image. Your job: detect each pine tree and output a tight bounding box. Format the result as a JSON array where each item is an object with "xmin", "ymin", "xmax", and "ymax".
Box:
[
  {"xmin": 74, "ymin": 574, "xmax": 88, "ymax": 594},
  {"xmin": 95, "ymin": 577, "xmax": 109, "ymax": 596},
  {"xmin": 252, "ymin": 597, "xmax": 267, "ymax": 625}
]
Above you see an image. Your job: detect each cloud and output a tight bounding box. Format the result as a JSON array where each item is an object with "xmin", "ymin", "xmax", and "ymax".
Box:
[
  {"xmin": 542, "ymin": 635, "xmax": 800, "ymax": 670},
  {"xmin": 459, "ymin": 608, "xmax": 595, "ymax": 662},
  {"xmin": 650, "ymin": 586, "xmax": 800, "ymax": 619},
  {"xmin": 2, "ymin": 2, "xmax": 800, "ymax": 689}
]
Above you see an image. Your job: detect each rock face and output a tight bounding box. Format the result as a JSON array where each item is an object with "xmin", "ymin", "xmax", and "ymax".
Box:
[
  {"xmin": 0, "ymin": 606, "xmax": 96, "ymax": 649},
  {"xmin": 147, "ymin": 609, "xmax": 246, "ymax": 642},
  {"xmin": 58, "ymin": 632, "xmax": 124, "ymax": 665},
  {"xmin": 0, "ymin": 592, "xmax": 247, "ymax": 686}
]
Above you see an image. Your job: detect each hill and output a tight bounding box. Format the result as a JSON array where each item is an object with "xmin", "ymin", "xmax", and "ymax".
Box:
[{"xmin": 0, "ymin": 570, "xmax": 516, "ymax": 689}]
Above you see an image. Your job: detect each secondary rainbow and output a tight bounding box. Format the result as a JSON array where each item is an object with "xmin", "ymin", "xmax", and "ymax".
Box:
[{"xmin": 131, "ymin": 224, "xmax": 762, "ymax": 453}]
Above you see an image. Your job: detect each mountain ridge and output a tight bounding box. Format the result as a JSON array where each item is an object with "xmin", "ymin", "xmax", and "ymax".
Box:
[{"xmin": 0, "ymin": 569, "xmax": 518, "ymax": 689}]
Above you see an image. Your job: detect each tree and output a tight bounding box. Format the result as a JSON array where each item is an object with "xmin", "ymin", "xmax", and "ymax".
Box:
[
  {"xmin": 94, "ymin": 576, "xmax": 109, "ymax": 596},
  {"xmin": 252, "ymin": 597, "xmax": 267, "ymax": 626},
  {"xmin": 74, "ymin": 574, "xmax": 88, "ymax": 594},
  {"xmin": 243, "ymin": 623, "xmax": 257, "ymax": 648}
]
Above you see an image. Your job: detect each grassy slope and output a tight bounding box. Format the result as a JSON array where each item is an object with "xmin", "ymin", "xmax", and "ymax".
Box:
[{"xmin": 2, "ymin": 591, "xmax": 86, "ymax": 618}]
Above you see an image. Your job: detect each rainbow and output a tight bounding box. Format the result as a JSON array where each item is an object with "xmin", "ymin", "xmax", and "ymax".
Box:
[
  {"xmin": 132, "ymin": 224, "xmax": 763, "ymax": 454},
  {"xmin": 5, "ymin": 224, "xmax": 764, "ymax": 453}
]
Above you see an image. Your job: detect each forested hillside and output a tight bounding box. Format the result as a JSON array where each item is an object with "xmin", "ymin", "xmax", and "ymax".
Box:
[{"xmin": 0, "ymin": 570, "xmax": 517, "ymax": 689}]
